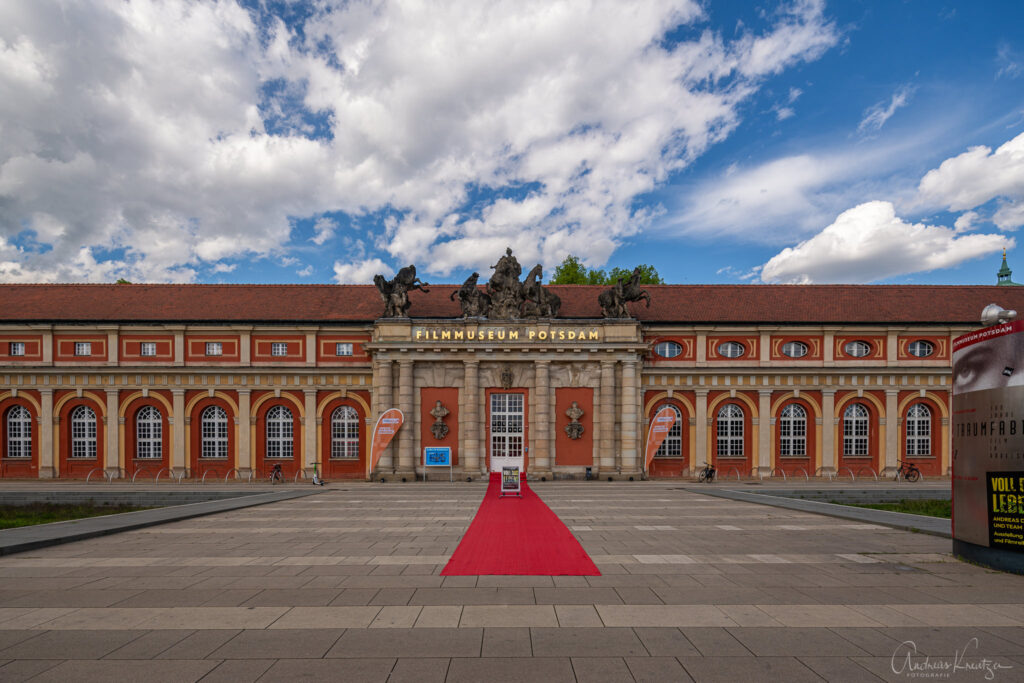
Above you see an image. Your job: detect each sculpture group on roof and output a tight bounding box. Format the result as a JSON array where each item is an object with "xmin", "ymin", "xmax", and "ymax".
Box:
[{"xmin": 374, "ymin": 248, "xmax": 649, "ymax": 319}]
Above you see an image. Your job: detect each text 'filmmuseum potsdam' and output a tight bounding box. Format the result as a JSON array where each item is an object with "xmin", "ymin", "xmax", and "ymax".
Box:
[{"xmin": 2, "ymin": 250, "xmax": 1022, "ymax": 483}]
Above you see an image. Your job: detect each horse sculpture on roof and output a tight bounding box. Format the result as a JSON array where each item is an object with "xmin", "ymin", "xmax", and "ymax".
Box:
[
  {"xmin": 374, "ymin": 264, "xmax": 429, "ymax": 318},
  {"xmin": 522, "ymin": 263, "xmax": 561, "ymax": 318},
  {"xmin": 598, "ymin": 266, "xmax": 651, "ymax": 318}
]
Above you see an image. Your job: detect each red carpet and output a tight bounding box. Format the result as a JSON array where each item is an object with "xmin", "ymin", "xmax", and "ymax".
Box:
[{"xmin": 441, "ymin": 474, "xmax": 600, "ymax": 576}]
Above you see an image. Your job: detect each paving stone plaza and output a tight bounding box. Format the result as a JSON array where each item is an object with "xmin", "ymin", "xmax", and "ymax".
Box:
[{"xmin": 0, "ymin": 482, "xmax": 1021, "ymax": 682}]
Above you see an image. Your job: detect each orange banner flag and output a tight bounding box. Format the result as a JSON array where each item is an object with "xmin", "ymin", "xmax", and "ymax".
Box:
[
  {"xmin": 644, "ymin": 406, "xmax": 678, "ymax": 470},
  {"xmin": 367, "ymin": 408, "xmax": 404, "ymax": 478}
]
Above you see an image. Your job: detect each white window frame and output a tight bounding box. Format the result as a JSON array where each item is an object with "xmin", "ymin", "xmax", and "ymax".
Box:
[
  {"xmin": 653, "ymin": 405, "xmax": 683, "ymax": 458},
  {"xmin": 908, "ymin": 340, "xmax": 934, "ymax": 358},
  {"xmin": 205, "ymin": 342, "xmax": 223, "ymax": 357},
  {"xmin": 906, "ymin": 403, "xmax": 932, "ymax": 456},
  {"xmin": 140, "ymin": 342, "xmax": 157, "ymax": 357},
  {"xmin": 335, "ymin": 342, "xmax": 354, "ymax": 357},
  {"xmin": 200, "ymin": 405, "xmax": 228, "ymax": 459},
  {"xmin": 716, "ymin": 404, "xmax": 744, "ymax": 458},
  {"xmin": 779, "ymin": 404, "xmax": 807, "ymax": 457},
  {"xmin": 717, "ymin": 341, "xmax": 745, "ymax": 358},
  {"xmin": 6, "ymin": 406, "xmax": 32, "ymax": 458},
  {"xmin": 271, "ymin": 342, "xmax": 288, "ymax": 357},
  {"xmin": 331, "ymin": 406, "xmax": 360, "ymax": 459},
  {"xmin": 781, "ymin": 341, "xmax": 808, "ymax": 358},
  {"xmin": 490, "ymin": 392, "xmax": 524, "ymax": 459},
  {"xmin": 70, "ymin": 405, "xmax": 97, "ymax": 459},
  {"xmin": 135, "ymin": 406, "xmax": 162, "ymax": 459},
  {"xmin": 654, "ymin": 341, "xmax": 682, "ymax": 359},
  {"xmin": 844, "ymin": 340, "xmax": 872, "ymax": 358},
  {"xmin": 9, "ymin": 342, "xmax": 25, "ymax": 357},
  {"xmin": 74, "ymin": 342, "xmax": 92, "ymax": 356},
  {"xmin": 266, "ymin": 405, "xmax": 293, "ymax": 458},
  {"xmin": 843, "ymin": 403, "xmax": 870, "ymax": 456}
]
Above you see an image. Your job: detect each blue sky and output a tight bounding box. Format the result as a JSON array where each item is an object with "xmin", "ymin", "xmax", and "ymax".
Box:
[{"xmin": 1, "ymin": 1, "xmax": 1022, "ymax": 286}]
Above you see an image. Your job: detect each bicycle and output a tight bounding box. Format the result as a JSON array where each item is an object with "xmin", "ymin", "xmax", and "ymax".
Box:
[
  {"xmin": 697, "ymin": 462, "xmax": 716, "ymax": 483},
  {"xmin": 895, "ymin": 460, "xmax": 921, "ymax": 482},
  {"xmin": 269, "ymin": 464, "xmax": 284, "ymax": 485}
]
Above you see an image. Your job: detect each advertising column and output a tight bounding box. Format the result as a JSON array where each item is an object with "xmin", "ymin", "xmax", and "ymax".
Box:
[{"xmin": 952, "ymin": 320, "xmax": 1024, "ymax": 574}]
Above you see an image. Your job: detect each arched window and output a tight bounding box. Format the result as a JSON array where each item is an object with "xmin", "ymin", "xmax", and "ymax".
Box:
[
  {"xmin": 654, "ymin": 405, "xmax": 683, "ymax": 458},
  {"xmin": 266, "ymin": 405, "xmax": 293, "ymax": 458},
  {"xmin": 331, "ymin": 406, "xmax": 360, "ymax": 459},
  {"xmin": 906, "ymin": 403, "xmax": 931, "ymax": 456},
  {"xmin": 779, "ymin": 404, "xmax": 806, "ymax": 457},
  {"xmin": 843, "ymin": 404, "xmax": 869, "ymax": 456},
  {"xmin": 136, "ymin": 405, "xmax": 162, "ymax": 459},
  {"xmin": 70, "ymin": 405, "xmax": 97, "ymax": 459},
  {"xmin": 201, "ymin": 406, "xmax": 228, "ymax": 459},
  {"xmin": 6, "ymin": 406, "xmax": 32, "ymax": 458},
  {"xmin": 717, "ymin": 404, "xmax": 744, "ymax": 457}
]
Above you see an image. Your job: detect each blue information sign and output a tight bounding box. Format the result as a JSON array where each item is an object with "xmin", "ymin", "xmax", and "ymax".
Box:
[{"xmin": 424, "ymin": 447, "xmax": 451, "ymax": 466}]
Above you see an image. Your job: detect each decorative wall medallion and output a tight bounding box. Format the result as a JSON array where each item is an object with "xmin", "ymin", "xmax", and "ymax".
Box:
[
  {"xmin": 430, "ymin": 400, "xmax": 450, "ymax": 440},
  {"xmin": 565, "ymin": 401, "xmax": 585, "ymax": 440}
]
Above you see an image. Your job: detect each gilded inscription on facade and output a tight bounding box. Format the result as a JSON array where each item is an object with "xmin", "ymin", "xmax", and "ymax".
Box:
[{"xmin": 413, "ymin": 327, "xmax": 601, "ymax": 343}]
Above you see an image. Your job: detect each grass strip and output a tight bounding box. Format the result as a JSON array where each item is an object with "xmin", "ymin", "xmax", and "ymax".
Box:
[
  {"xmin": 834, "ymin": 498, "xmax": 951, "ymax": 519},
  {"xmin": 0, "ymin": 503, "xmax": 153, "ymax": 529}
]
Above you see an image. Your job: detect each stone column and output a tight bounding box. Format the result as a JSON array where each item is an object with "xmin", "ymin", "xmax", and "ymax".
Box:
[
  {"xmin": 620, "ymin": 359, "xmax": 639, "ymax": 476},
  {"xmin": 106, "ymin": 330, "xmax": 118, "ymax": 366},
  {"xmin": 758, "ymin": 390, "xmax": 772, "ymax": 475},
  {"xmin": 600, "ymin": 360, "xmax": 616, "ymax": 473},
  {"xmin": 694, "ymin": 389, "xmax": 708, "ymax": 476},
  {"xmin": 373, "ymin": 359, "xmax": 394, "ymax": 472},
  {"xmin": 236, "ymin": 389, "xmax": 251, "ymax": 474},
  {"xmin": 462, "ymin": 360, "xmax": 480, "ymax": 476},
  {"xmin": 173, "ymin": 329, "xmax": 185, "ymax": 367},
  {"xmin": 884, "ymin": 389, "xmax": 899, "ymax": 474},
  {"xmin": 821, "ymin": 389, "xmax": 836, "ymax": 475},
  {"xmin": 172, "ymin": 389, "xmax": 186, "ymax": 474},
  {"xmin": 533, "ymin": 360, "xmax": 551, "ymax": 476},
  {"xmin": 304, "ymin": 389, "xmax": 317, "ymax": 473},
  {"xmin": 397, "ymin": 360, "xmax": 415, "ymax": 477},
  {"xmin": 106, "ymin": 390, "xmax": 119, "ymax": 477},
  {"xmin": 39, "ymin": 389, "xmax": 54, "ymax": 478}
]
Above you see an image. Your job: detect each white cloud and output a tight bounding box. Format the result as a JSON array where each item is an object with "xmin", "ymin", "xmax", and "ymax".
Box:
[
  {"xmin": 954, "ymin": 210, "xmax": 980, "ymax": 233},
  {"xmin": 997, "ymin": 43, "xmax": 1022, "ymax": 79},
  {"xmin": 858, "ymin": 85, "xmax": 914, "ymax": 134},
  {"xmin": 333, "ymin": 257, "xmax": 390, "ymax": 284},
  {"xmin": 760, "ymin": 201, "xmax": 1011, "ymax": 283},
  {"xmin": 296, "ymin": 264, "xmax": 313, "ymax": 277},
  {"xmin": 310, "ymin": 217, "xmax": 336, "ymax": 245},
  {"xmin": 0, "ymin": 0, "xmax": 839, "ymax": 281},
  {"xmin": 917, "ymin": 131, "xmax": 1024, "ymax": 229},
  {"xmin": 775, "ymin": 106, "xmax": 795, "ymax": 121}
]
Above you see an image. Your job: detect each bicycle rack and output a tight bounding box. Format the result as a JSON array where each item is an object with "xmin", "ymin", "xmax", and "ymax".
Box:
[
  {"xmin": 174, "ymin": 468, "xmax": 190, "ymax": 484},
  {"xmin": 724, "ymin": 467, "xmax": 742, "ymax": 482},
  {"xmin": 85, "ymin": 467, "xmax": 109, "ymax": 484},
  {"xmin": 130, "ymin": 466, "xmax": 153, "ymax": 483},
  {"xmin": 154, "ymin": 467, "xmax": 170, "ymax": 484},
  {"xmin": 750, "ymin": 467, "xmax": 762, "ymax": 480},
  {"xmin": 767, "ymin": 467, "xmax": 787, "ymax": 481},
  {"xmin": 223, "ymin": 468, "xmax": 254, "ymax": 484},
  {"xmin": 795, "ymin": 467, "xmax": 810, "ymax": 482},
  {"xmin": 841, "ymin": 467, "xmax": 856, "ymax": 481},
  {"xmin": 200, "ymin": 470, "xmax": 214, "ymax": 484},
  {"xmin": 293, "ymin": 469, "xmax": 306, "ymax": 483},
  {"xmin": 856, "ymin": 466, "xmax": 879, "ymax": 482},
  {"xmin": 814, "ymin": 466, "xmax": 836, "ymax": 481}
]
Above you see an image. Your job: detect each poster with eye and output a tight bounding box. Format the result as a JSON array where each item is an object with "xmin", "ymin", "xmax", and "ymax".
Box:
[{"xmin": 952, "ymin": 321, "xmax": 1024, "ymax": 561}]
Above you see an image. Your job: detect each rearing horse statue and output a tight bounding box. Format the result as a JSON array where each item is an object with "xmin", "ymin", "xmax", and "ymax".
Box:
[
  {"xmin": 598, "ymin": 267, "xmax": 651, "ymax": 318},
  {"xmin": 521, "ymin": 264, "xmax": 561, "ymax": 318}
]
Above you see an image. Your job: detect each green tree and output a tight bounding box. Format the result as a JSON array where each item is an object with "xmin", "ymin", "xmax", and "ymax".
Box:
[
  {"xmin": 549, "ymin": 255, "xmax": 606, "ymax": 284},
  {"xmin": 549, "ymin": 255, "xmax": 662, "ymax": 285},
  {"xmin": 608, "ymin": 264, "xmax": 663, "ymax": 285}
]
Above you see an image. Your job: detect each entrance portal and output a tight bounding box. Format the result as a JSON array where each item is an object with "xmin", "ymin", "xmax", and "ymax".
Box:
[{"xmin": 488, "ymin": 391, "xmax": 526, "ymax": 473}]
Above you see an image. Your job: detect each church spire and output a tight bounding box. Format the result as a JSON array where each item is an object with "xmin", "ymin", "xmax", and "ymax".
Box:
[{"xmin": 997, "ymin": 248, "xmax": 1019, "ymax": 286}]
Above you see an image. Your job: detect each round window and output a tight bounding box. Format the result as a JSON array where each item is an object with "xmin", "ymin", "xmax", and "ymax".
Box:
[
  {"xmin": 654, "ymin": 341, "xmax": 682, "ymax": 358},
  {"xmin": 781, "ymin": 341, "xmax": 808, "ymax": 358},
  {"xmin": 908, "ymin": 340, "xmax": 934, "ymax": 358},
  {"xmin": 717, "ymin": 341, "xmax": 745, "ymax": 358},
  {"xmin": 844, "ymin": 340, "xmax": 872, "ymax": 358}
]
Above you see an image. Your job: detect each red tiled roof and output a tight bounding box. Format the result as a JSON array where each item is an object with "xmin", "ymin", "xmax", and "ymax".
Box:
[{"xmin": 1, "ymin": 283, "xmax": 1022, "ymax": 324}]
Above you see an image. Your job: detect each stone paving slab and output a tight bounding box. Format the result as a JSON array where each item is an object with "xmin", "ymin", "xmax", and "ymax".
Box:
[
  {"xmin": 0, "ymin": 482, "xmax": 1017, "ymax": 682},
  {"xmin": 0, "ymin": 489, "xmax": 322, "ymax": 555}
]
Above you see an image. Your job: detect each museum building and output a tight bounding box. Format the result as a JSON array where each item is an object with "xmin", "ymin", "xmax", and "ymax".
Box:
[{"xmin": 2, "ymin": 256, "xmax": 1024, "ymax": 482}]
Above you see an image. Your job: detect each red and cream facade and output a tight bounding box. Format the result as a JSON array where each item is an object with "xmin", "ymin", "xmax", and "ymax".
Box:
[{"xmin": 1, "ymin": 283, "xmax": 1020, "ymax": 480}]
